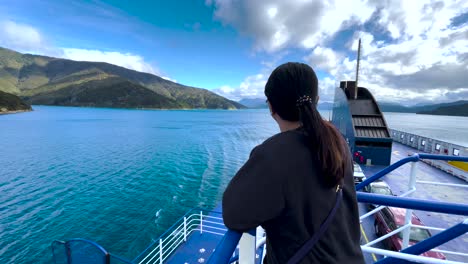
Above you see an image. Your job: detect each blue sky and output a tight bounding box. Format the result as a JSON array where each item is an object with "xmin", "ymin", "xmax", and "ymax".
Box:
[
  {"xmin": 1, "ymin": 0, "xmax": 260, "ymax": 88},
  {"xmin": 1, "ymin": 0, "xmax": 467, "ymax": 104}
]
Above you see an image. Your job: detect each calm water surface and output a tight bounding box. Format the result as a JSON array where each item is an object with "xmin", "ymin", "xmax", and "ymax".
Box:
[
  {"xmin": 384, "ymin": 112, "xmax": 468, "ymax": 146},
  {"xmin": 0, "ymin": 106, "xmax": 277, "ymax": 263},
  {"xmin": 0, "ymin": 106, "xmax": 466, "ymax": 263}
]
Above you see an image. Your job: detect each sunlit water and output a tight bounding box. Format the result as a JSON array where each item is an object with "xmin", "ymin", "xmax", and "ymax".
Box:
[{"xmin": 0, "ymin": 106, "xmax": 466, "ymax": 263}]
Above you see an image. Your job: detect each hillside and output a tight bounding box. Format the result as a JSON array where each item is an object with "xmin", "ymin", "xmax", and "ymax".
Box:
[
  {"xmin": 418, "ymin": 103, "xmax": 468, "ymax": 117},
  {"xmin": 238, "ymin": 98, "xmax": 267, "ymax": 108},
  {"xmin": 24, "ymin": 77, "xmax": 181, "ymax": 109},
  {"xmin": 378, "ymin": 100, "xmax": 468, "ymax": 115},
  {"xmin": 317, "ymin": 102, "xmax": 334, "ymax": 110},
  {"xmin": 0, "ymin": 47, "xmax": 245, "ymax": 109},
  {"xmin": 377, "ymin": 102, "xmax": 413, "ymax": 113},
  {"xmin": 0, "ymin": 90, "xmax": 32, "ymax": 113}
]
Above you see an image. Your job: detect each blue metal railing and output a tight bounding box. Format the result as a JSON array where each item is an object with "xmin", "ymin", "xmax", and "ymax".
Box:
[
  {"xmin": 52, "ymin": 153, "xmax": 467, "ymax": 263},
  {"xmin": 132, "ymin": 208, "xmax": 224, "ymax": 264},
  {"xmin": 52, "ymin": 239, "xmax": 132, "ymax": 264},
  {"xmin": 356, "ymin": 193, "xmax": 468, "ymax": 216},
  {"xmin": 207, "ymin": 153, "xmax": 468, "ymax": 264},
  {"xmin": 206, "ymin": 230, "xmax": 242, "ymax": 264},
  {"xmin": 376, "ymin": 220, "xmax": 468, "ymax": 264},
  {"xmin": 52, "ymin": 208, "xmax": 223, "ymax": 264},
  {"xmin": 133, "ymin": 207, "xmax": 216, "ymax": 261},
  {"xmin": 356, "ymin": 153, "xmax": 467, "ymax": 191}
]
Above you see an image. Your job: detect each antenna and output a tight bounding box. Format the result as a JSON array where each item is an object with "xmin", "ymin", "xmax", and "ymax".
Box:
[{"xmin": 354, "ymin": 38, "xmax": 361, "ymax": 99}]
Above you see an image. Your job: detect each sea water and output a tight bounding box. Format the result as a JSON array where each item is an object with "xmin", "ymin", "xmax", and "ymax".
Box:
[{"xmin": 0, "ymin": 106, "xmax": 467, "ymax": 263}]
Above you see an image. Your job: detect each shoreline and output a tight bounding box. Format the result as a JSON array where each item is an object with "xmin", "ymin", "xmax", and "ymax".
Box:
[
  {"xmin": 30, "ymin": 104, "xmax": 244, "ymax": 111},
  {"xmin": 0, "ymin": 109, "xmax": 32, "ymax": 115}
]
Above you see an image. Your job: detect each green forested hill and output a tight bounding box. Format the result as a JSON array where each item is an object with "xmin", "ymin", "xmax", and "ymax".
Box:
[
  {"xmin": 0, "ymin": 47, "xmax": 245, "ymax": 109},
  {"xmin": 23, "ymin": 77, "xmax": 181, "ymax": 109},
  {"xmin": 0, "ymin": 90, "xmax": 32, "ymax": 113}
]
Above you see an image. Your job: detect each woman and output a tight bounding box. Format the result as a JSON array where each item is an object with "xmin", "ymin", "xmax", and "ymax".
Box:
[{"xmin": 223, "ymin": 63, "xmax": 364, "ymax": 263}]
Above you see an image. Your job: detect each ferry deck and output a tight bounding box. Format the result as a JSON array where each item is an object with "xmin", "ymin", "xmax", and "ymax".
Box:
[{"xmin": 52, "ymin": 140, "xmax": 468, "ymax": 264}]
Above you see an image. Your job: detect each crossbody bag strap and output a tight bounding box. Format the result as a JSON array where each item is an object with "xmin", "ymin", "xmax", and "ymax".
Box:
[{"xmin": 287, "ymin": 182, "xmax": 344, "ymax": 264}]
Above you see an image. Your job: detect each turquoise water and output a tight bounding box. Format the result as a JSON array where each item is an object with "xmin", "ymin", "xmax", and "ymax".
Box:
[
  {"xmin": 0, "ymin": 106, "xmax": 278, "ymax": 263},
  {"xmin": 1, "ymin": 106, "xmax": 467, "ymax": 263}
]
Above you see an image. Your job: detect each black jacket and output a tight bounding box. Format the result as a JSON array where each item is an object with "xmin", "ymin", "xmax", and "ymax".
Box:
[{"xmin": 223, "ymin": 129, "xmax": 364, "ymax": 264}]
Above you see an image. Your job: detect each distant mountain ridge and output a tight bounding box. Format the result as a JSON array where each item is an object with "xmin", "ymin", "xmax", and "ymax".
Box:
[
  {"xmin": 418, "ymin": 102, "xmax": 468, "ymax": 117},
  {"xmin": 238, "ymin": 97, "xmax": 334, "ymax": 110},
  {"xmin": 238, "ymin": 98, "xmax": 267, "ymax": 108},
  {"xmin": 0, "ymin": 47, "xmax": 245, "ymax": 109},
  {"xmin": 378, "ymin": 100, "xmax": 467, "ymax": 114},
  {"xmin": 236, "ymin": 96, "xmax": 466, "ymax": 116}
]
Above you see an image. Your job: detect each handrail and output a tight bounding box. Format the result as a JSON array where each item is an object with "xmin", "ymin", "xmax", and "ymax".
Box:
[
  {"xmin": 207, "ymin": 230, "xmax": 243, "ymax": 264},
  {"xmin": 135, "ymin": 210, "xmax": 225, "ymax": 264},
  {"xmin": 356, "ymin": 153, "xmax": 467, "ymax": 191},
  {"xmin": 51, "ymin": 239, "xmax": 132, "ymax": 264},
  {"xmin": 355, "ymin": 155, "xmax": 417, "ymax": 191},
  {"xmin": 52, "ymin": 209, "xmax": 224, "ymax": 264},
  {"xmin": 133, "ymin": 208, "xmax": 221, "ymax": 262},
  {"xmin": 375, "ymin": 219, "xmax": 468, "ymax": 264},
  {"xmin": 356, "ymin": 193, "xmax": 468, "ymax": 215},
  {"xmin": 67, "ymin": 238, "xmax": 110, "ymax": 255},
  {"xmin": 138, "ymin": 215, "xmax": 202, "ymax": 263},
  {"xmin": 52, "ymin": 153, "xmax": 467, "ymax": 264},
  {"xmin": 209, "ymin": 153, "xmax": 468, "ymax": 264}
]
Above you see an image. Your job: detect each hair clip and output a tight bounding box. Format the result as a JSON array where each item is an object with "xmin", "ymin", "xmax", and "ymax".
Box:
[
  {"xmin": 296, "ymin": 95, "xmax": 314, "ymax": 106},
  {"xmin": 336, "ymin": 184, "xmax": 342, "ymax": 192}
]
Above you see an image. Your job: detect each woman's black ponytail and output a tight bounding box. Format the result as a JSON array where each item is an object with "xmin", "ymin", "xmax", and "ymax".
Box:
[
  {"xmin": 265, "ymin": 62, "xmax": 346, "ymax": 188},
  {"xmin": 298, "ymin": 102, "xmax": 345, "ymax": 188}
]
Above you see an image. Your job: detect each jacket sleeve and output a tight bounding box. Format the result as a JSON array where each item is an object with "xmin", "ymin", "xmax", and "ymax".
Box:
[{"xmin": 222, "ymin": 145, "xmax": 285, "ymax": 232}]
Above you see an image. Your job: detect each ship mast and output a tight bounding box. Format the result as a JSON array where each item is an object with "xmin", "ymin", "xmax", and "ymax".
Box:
[{"xmin": 354, "ymin": 38, "xmax": 361, "ymax": 99}]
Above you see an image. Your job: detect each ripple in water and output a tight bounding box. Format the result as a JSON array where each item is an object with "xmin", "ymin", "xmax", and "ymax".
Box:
[
  {"xmin": 0, "ymin": 106, "xmax": 277, "ymax": 263},
  {"xmin": 1, "ymin": 106, "xmax": 465, "ymax": 263}
]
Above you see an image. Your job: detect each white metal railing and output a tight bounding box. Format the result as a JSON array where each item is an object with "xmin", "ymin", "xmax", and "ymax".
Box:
[
  {"xmin": 135, "ymin": 210, "xmax": 227, "ymax": 264},
  {"xmin": 416, "ymin": 180, "xmax": 468, "ymax": 188},
  {"xmin": 358, "ymin": 156, "xmax": 468, "ymax": 263},
  {"xmin": 360, "ymin": 246, "xmax": 463, "ymax": 264}
]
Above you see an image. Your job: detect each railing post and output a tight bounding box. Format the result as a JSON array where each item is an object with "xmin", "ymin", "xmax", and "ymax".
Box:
[
  {"xmin": 65, "ymin": 242, "xmax": 71, "ymax": 264},
  {"xmin": 376, "ymin": 219, "xmax": 468, "ymax": 264},
  {"xmin": 105, "ymin": 253, "xmax": 110, "ymax": 264},
  {"xmin": 200, "ymin": 211, "xmax": 203, "ymax": 234},
  {"xmin": 239, "ymin": 229, "xmax": 256, "ymax": 264},
  {"xmin": 206, "ymin": 230, "xmax": 242, "ymax": 264},
  {"xmin": 183, "ymin": 216, "xmax": 187, "ymax": 242},
  {"xmin": 402, "ymin": 160, "xmax": 418, "ymax": 248},
  {"xmin": 159, "ymin": 239, "xmax": 163, "ymax": 264}
]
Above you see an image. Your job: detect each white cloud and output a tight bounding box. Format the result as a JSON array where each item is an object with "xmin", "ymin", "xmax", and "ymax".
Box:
[
  {"xmin": 208, "ymin": 0, "xmax": 374, "ymax": 52},
  {"xmin": 267, "ymin": 7, "xmax": 278, "ymax": 18},
  {"xmin": 210, "ymin": 0, "xmax": 468, "ymax": 104},
  {"xmin": 316, "ymin": 76, "xmax": 338, "ymax": 102},
  {"xmin": 0, "ymin": 20, "xmax": 176, "ymax": 79},
  {"xmin": 1, "ymin": 21, "xmax": 42, "ymax": 47},
  {"xmin": 0, "ymin": 20, "xmax": 60, "ymax": 55},
  {"xmin": 161, "ymin": 76, "xmax": 177, "ymax": 83},
  {"xmin": 214, "ymin": 70, "xmax": 339, "ymax": 103},
  {"xmin": 62, "ymin": 48, "xmax": 160, "ymax": 75},
  {"xmin": 214, "ymin": 73, "xmax": 268, "ymax": 101},
  {"xmin": 304, "ymin": 46, "xmax": 342, "ymax": 75}
]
